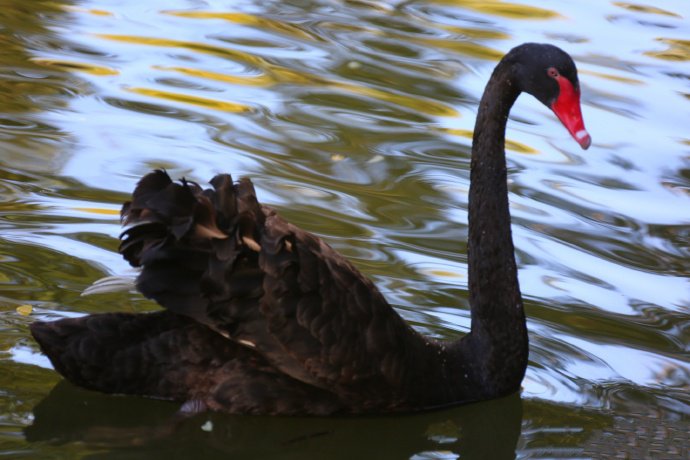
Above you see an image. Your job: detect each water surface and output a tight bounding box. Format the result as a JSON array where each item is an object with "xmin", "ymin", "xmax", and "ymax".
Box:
[{"xmin": 1, "ymin": 0, "xmax": 689, "ymax": 458}]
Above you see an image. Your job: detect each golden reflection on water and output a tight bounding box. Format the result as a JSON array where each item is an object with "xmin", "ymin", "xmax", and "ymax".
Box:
[
  {"xmin": 31, "ymin": 58, "xmax": 119, "ymax": 76},
  {"xmin": 418, "ymin": 267, "xmax": 464, "ymax": 279},
  {"xmin": 16, "ymin": 304, "xmax": 33, "ymax": 316},
  {"xmin": 63, "ymin": 5, "xmax": 114, "ymax": 17},
  {"xmin": 430, "ymin": 0, "xmax": 558, "ymax": 20},
  {"xmin": 72, "ymin": 207, "xmax": 120, "ymax": 216},
  {"xmin": 435, "ymin": 127, "xmax": 538, "ymax": 154},
  {"xmin": 612, "ymin": 2, "xmax": 682, "ymax": 18},
  {"xmin": 395, "ymin": 35, "xmax": 503, "ymax": 60},
  {"xmin": 335, "ymin": 81, "xmax": 459, "ymax": 117},
  {"xmin": 434, "ymin": 25, "xmax": 510, "ymax": 41},
  {"xmin": 580, "ymin": 69, "xmax": 645, "ymax": 86},
  {"xmin": 126, "ymin": 87, "xmax": 253, "ymax": 113},
  {"xmin": 645, "ymin": 38, "xmax": 690, "ymax": 61},
  {"xmin": 162, "ymin": 10, "xmax": 321, "ymax": 42},
  {"xmin": 154, "ymin": 66, "xmax": 272, "ymax": 87},
  {"xmin": 96, "ymin": 34, "xmax": 268, "ymax": 67}
]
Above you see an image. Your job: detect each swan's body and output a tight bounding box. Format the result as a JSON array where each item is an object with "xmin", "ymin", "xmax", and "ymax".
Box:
[{"xmin": 31, "ymin": 43, "xmax": 590, "ymax": 415}]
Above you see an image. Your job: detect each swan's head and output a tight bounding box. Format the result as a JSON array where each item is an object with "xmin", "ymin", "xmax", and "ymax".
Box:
[{"xmin": 509, "ymin": 43, "xmax": 591, "ymax": 150}]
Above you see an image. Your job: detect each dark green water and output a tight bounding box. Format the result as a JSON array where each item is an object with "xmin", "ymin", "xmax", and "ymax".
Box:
[{"xmin": 1, "ymin": 0, "xmax": 689, "ymax": 458}]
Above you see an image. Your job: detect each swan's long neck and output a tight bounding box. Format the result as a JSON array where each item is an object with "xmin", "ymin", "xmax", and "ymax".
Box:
[{"xmin": 462, "ymin": 60, "xmax": 528, "ymax": 396}]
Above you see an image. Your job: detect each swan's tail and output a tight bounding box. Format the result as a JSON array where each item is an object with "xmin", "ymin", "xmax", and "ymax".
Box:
[{"xmin": 29, "ymin": 311, "xmax": 221, "ymax": 400}]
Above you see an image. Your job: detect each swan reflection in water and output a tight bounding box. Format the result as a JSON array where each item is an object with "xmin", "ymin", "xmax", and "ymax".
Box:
[{"xmin": 26, "ymin": 380, "xmax": 523, "ymax": 460}]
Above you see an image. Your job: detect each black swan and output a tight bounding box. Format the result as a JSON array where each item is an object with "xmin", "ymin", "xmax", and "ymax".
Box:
[{"xmin": 30, "ymin": 43, "xmax": 590, "ymax": 415}]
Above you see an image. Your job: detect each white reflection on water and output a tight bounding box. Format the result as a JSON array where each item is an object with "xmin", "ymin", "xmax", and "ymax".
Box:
[
  {"xmin": 562, "ymin": 335, "xmax": 689, "ymax": 389},
  {"xmin": 521, "ymin": 232, "xmax": 689, "ymax": 313},
  {"xmin": 9, "ymin": 345, "xmax": 54, "ymax": 370}
]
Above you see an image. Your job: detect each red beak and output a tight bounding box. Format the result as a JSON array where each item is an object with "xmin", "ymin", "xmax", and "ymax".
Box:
[{"xmin": 550, "ymin": 76, "xmax": 591, "ymax": 150}]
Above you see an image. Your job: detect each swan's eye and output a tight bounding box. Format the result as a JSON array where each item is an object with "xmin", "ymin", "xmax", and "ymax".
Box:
[{"xmin": 547, "ymin": 67, "xmax": 560, "ymax": 78}]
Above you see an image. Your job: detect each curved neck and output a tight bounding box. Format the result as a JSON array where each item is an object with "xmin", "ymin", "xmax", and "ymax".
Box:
[{"xmin": 463, "ymin": 60, "xmax": 528, "ymax": 395}]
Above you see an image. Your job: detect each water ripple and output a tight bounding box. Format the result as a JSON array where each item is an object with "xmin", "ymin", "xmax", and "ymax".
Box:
[{"xmin": 1, "ymin": 0, "xmax": 689, "ymax": 456}]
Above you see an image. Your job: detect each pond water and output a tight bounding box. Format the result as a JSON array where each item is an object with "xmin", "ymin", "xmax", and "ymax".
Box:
[{"xmin": 1, "ymin": 0, "xmax": 689, "ymax": 458}]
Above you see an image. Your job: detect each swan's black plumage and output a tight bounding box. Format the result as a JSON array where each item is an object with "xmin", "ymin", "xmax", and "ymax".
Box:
[{"xmin": 30, "ymin": 43, "xmax": 589, "ymax": 415}]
